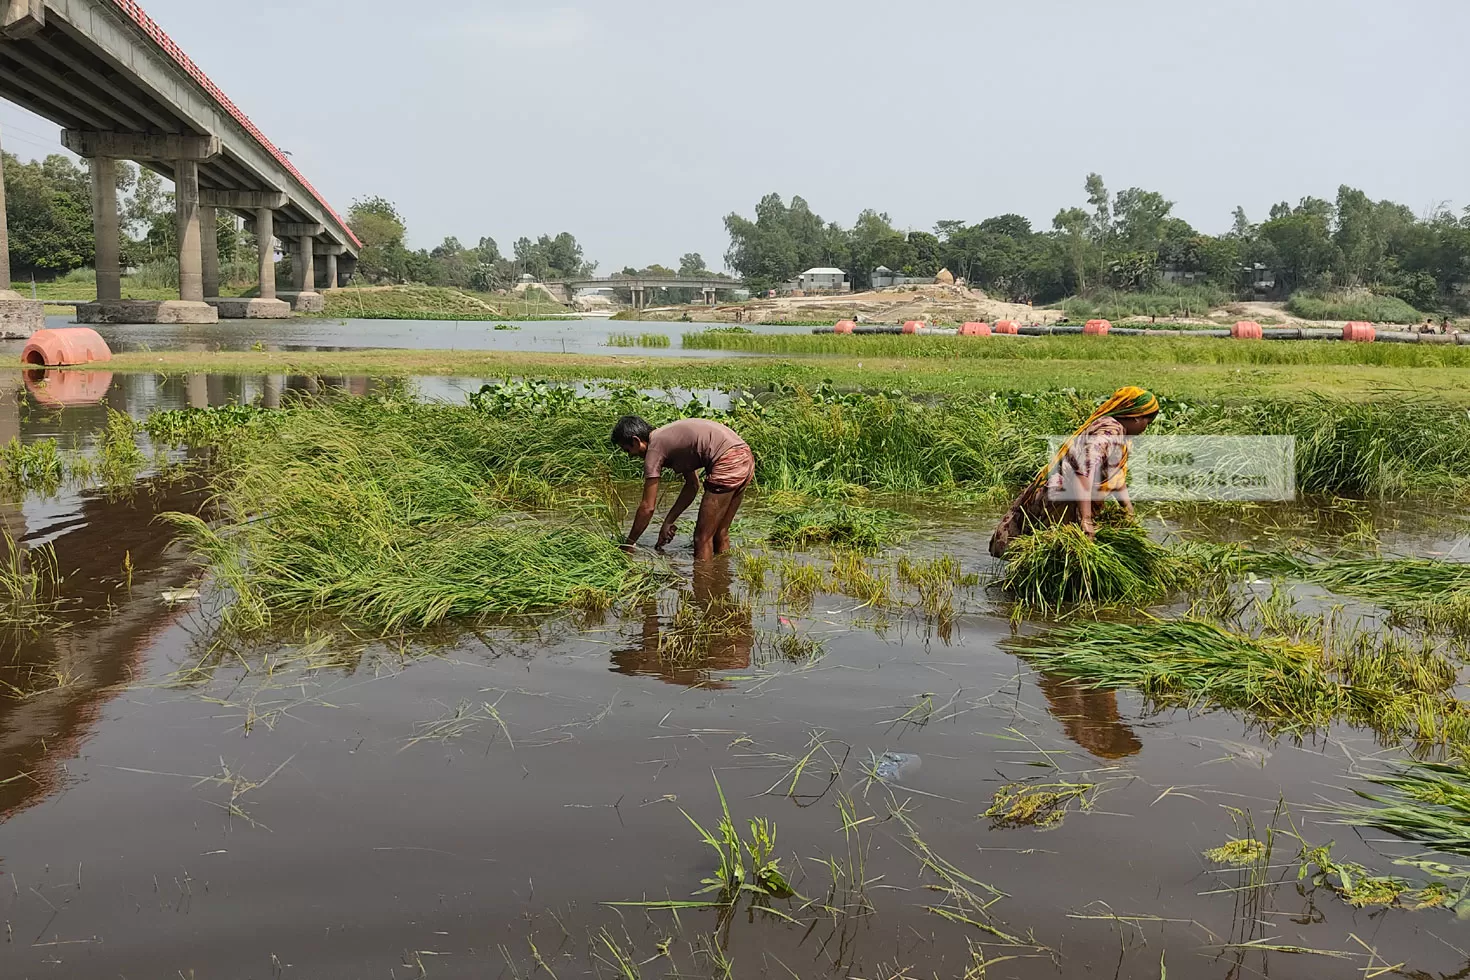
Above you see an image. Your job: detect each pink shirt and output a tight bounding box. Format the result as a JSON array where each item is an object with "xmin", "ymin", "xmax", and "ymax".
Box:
[{"xmin": 644, "ymin": 419, "xmax": 747, "ymax": 478}]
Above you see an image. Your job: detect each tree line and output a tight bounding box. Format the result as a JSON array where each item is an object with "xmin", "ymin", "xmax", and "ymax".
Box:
[{"xmin": 724, "ymin": 177, "xmax": 1470, "ymax": 310}]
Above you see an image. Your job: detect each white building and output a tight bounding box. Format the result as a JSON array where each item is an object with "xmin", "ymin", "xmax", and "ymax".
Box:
[{"xmin": 797, "ymin": 267, "xmax": 849, "ymax": 293}]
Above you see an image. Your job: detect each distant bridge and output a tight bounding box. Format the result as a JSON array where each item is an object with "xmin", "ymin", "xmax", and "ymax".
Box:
[
  {"xmin": 548, "ymin": 275, "xmax": 746, "ymax": 308},
  {"xmin": 0, "ymin": 0, "xmax": 359, "ymax": 323}
]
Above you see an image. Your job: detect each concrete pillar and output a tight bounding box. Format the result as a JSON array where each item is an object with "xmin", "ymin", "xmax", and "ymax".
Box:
[
  {"xmin": 263, "ymin": 372, "xmax": 281, "ymax": 409},
  {"xmin": 255, "ymin": 208, "xmax": 276, "ymax": 300},
  {"xmin": 298, "ymin": 235, "xmax": 315, "ymax": 294},
  {"xmin": 324, "ymin": 251, "xmax": 337, "ymax": 290},
  {"xmin": 91, "ymin": 157, "xmax": 121, "ymax": 302},
  {"xmin": 175, "ymin": 159, "xmax": 204, "ymax": 303},
  {"xmin": 187, "ymin": 372, "xmax": 207, "ymax": 409},
  {"xmin": 200, "ymin": 204, "xmax": 219, "ymax": 298}
]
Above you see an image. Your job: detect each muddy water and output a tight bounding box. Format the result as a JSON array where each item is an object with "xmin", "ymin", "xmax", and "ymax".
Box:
[{"xmin": 1, "ymin": 376, "xmax": 1468, "ymax": 978}]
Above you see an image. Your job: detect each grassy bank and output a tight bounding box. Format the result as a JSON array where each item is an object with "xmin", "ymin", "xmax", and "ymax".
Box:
[
  {"xmin": 322, "ymin": 285, "xmax": 574, "ymax": 321},
  {"xmin": 1055, "ymin": 286, "xmax": 1233, "ymax": 320},
  {"xmin": 680, "ymin": 331, "xmax": 1470, "ymax": 367}
]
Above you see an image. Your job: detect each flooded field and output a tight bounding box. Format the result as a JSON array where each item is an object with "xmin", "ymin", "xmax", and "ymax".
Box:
[{"xmin": 2, "ymin": 372, "xmax": 1469, "ymax": 979}]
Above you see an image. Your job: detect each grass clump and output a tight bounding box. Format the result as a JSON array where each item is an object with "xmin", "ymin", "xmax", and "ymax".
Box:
[
  {"xmin": 680, "ymin": 774, "xmax": 793, "ymax": 902},
  {"xmin": 0, "ymin": 437, "xmax": 64, "ymax": 493},
  {"xmin": 637, "ymin": 333, "xmax": 670, "ymax": 348},
  {"xmin": 996, "ymin": 522, "xmax": 1241, "ymax": 611},
  {"xmin": 1056, "ymin": 285, "xmax": 1232, "ymax": 320},
  {"xmin": 1286, "ymin": 290, "xmax": 1422, "ymax": 324},
  {"xmin": 607, "ymin": 332, "xmax": 638, "ymax": 347},
  {"xmin": 1339, "ymin": 760, "xmax": 1470, "ymax": 857},
  {"xmin": 984, "ymin": 781, "xmax": 1094, "ymax": 830},
  {"xmin": 168, "ymin": 400, "xmax": 665, "ymax": 633},
  {"xmin": 1020, "ymin": 617, "xmax": 1470, "ymax": 746},
  {"xmin": 1295, "ymin": 841, "xmax": 1459, "ymax": 910},
  {"xmin": 145, "ymin": 404, "xmax": 279, "ymax": 447},
  {"xmin": 765, "ymin": 502, "xmax": 906, "ymax": 552},
  {"xmin": 0, "ymin": 529, "xmax": 63, "ymax": 631},
  {"xmin": 1204, "ymin": 837, "xmax": 1268, "ymax": 867}
]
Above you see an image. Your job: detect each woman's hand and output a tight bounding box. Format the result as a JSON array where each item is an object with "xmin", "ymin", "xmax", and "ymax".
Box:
[{"xmin": 1081, "ymin": 518, "xmax": 1098, "ymax": 541}]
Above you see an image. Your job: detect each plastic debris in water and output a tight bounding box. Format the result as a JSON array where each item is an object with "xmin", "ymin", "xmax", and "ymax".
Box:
[
  {"xmin": 161, "ymin": 588, "xmax": 201, "ymax": 604},
  {"xmin": 872, "ymin": 751, "xmax": 921, "ymax": 782}
]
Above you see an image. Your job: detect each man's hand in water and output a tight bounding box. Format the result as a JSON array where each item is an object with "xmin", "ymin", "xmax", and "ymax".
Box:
[{"xmin": 656, "ymin": 522, "xmax": 678, "ymax": 549}]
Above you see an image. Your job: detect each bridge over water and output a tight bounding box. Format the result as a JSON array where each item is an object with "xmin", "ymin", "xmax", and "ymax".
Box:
[
  {"xmin": 549, "ymin": 275, "xmax": 746, "ymax": 308},
  {"xmin": 0, "ymin": 0, "xmax": 359, "ymax": 325}
]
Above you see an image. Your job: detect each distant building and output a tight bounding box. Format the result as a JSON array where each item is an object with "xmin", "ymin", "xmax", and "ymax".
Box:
[
  {"xmin": 797, "ymin": 267, "xmax": 849, "ymax": 293},
  {"xmin": 871, "ymin": 265, "xmax": 926, "ymax": 289}
]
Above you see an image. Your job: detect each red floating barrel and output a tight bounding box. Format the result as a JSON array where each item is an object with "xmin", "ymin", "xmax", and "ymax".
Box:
[
  {"xmin": 1342, "ymin": 320, "xmax": 1375, "ymax": 343},
  {"xmin": 1231, "ymin": 320, "xmax": 1263, "ymax": 339},
  {"xmin": 958, "ymin": 321, "xmax": 991, "ymax": 336},
  {"xmin": 993, "ymin": 320, "xmax": 1019, "ymax": 334},
  {"xmin": 22, "ymin": 327, "xmax": 112, "ymax": 367},
  {"xmin": 833, "ymin": 319, "xmax": 856, "ymax": 334},
  {"xmin": 901, "ymin": 320, "xmax": 925, "ymax": 334},
  {"xmin": 1083, "ymin": 318, "xmax": 1111, "ymax": 335}
]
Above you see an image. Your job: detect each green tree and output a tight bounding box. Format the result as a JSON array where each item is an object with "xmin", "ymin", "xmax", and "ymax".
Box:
[{"xmin": 4, "ymin": 152, "xmax": 94, "ymax": 278}]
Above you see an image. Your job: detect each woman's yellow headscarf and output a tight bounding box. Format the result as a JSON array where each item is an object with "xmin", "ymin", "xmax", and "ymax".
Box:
[{"xmin": 1027, "ymin": 386, "xmax": 1159, "ymax": 495}]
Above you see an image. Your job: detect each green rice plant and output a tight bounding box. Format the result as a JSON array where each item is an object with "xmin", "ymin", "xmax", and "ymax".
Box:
[
  {"xmin": 1251, "ymin": 553, "xmax": 1470, "ymax": 599},
  {"xmin": 996, "ymin": 523, "xmax": 1239, "ymax": 611},
  {"xmin": 765, "ymin": 502, "xmax": 906, "ymax": 551},
  {"xmin": 637, "ymin": 333, "xmax": 670, "ymax": 348},
  {"xmin": 828, "ymin": 551, "xmax": 890, "ymax": 607},
  {"xmin": 0, "ymin": 528, "xmax": 62, "ymax": 630},
  {"xmin": 1337, "ymin": 760, "xmax": 1470, "ymax": 858},
  {"xmin": 735, "ymin": 553, "xmax": 773, "ymax": 594},
  {"xmin": 1018, "ymin": 617, "xmax": 1470, "ymax": 746},
  {"xmin": 776, "ymin": 559, "xmax": 825, "ymax": 607},
  {"xmin": 96, "ymin": 409, "xmax": 146, "ymax": 486},
  {"xmin": 656, "ymin": 593, "xmax": 751, "ymax": 667},
  {"xmin": 607, "ymin": 332, "xmax": 638, "ymax": 347},
  {"xmin": 165, "ymin": 402, "xmax": 667, "ymax": 633},
  {"xmin": 0, "ymin": 437, "xmax": 63, "ymax": 493},
  {"xmin": 679, "ymin": 774, "xmax": 793, "ymax": 903}
]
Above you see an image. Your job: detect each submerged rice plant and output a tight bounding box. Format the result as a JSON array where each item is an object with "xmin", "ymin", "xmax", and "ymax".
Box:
[
  {"xmin": 1338, "ymin": 760, "xmax": 1470, "ymax": 857},
  {"xmin": 1018, "ymin": 618, "xmax": 1470, "ymax": 746},
  {"xmin": 765, "ymin": 502, "xmax": 906, "ymax": 552}
]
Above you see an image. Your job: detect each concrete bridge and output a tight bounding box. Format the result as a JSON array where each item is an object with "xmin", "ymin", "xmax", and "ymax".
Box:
[
  {"xmin": 0, "ymin": 0, "xmax": 360, "ymax": 325},
  {"xmin": 550, "ymin": 275, "xmax": 746, "ymax": 308}
]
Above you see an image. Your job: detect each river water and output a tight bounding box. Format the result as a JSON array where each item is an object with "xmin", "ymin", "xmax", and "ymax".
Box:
[{"xmin": 0, "ymin": 371, "xmax": 1466, "ymax": 979}]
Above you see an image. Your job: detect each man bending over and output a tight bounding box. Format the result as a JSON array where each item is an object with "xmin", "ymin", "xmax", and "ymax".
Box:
[{"xmin": 611, "ymin": 415, "xmax": 754, "ymax": 560}]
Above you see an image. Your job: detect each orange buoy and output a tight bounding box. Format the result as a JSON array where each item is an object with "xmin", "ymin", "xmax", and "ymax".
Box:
[
  {"xmin": 901, "ymin": 320, "xmax": 925, "ymax": 334},
  {"xmin": 23, "ymin": 368, "xmax": 114, "ymax": 407},
  {"xmin": 993, "ymin": 320, "xmax": 1019, "ymax": 334},
  {"xmin": 22, "ymin": 327, "xmax": 112, "ymax": 367},
  {"xmin": 1342, "ymin": 320, "xmax": 1375, "ymax": 343},
  {"xmin": 1231, "ymin": 320, "xmax": 1263, "ymax": 339},
  {"xmin": 833, "ymin": 319, "xmax": 856, "ymax": 334},
  {"xmin": 958, "ymin": 321, "xmax": 991, "ymax": 336},
  {"xmin": 1083, "ymin": 318, "xmax": 1111, "ymax": 335}
]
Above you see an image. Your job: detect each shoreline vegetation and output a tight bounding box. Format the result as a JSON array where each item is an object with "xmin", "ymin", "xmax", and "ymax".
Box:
[{"xmin": 75, "ymin": 345, "xmax": 1470, "ymax": 405}]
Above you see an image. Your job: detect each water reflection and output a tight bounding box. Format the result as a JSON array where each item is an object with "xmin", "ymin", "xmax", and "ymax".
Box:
[
  {"xmin": 23, "ymin": 369, "xmax": 113, "ymax": 407},
  {"xmin": 610, "ymin": 559, "xmax": 754, "ymax": 688},
  {"xmin": 1037, "ymin": 675, "xmax": 1142, "ymax": 760},
  {"xmin": 0, "ymin": 476, "xmax": 208, "ymax": 821}
]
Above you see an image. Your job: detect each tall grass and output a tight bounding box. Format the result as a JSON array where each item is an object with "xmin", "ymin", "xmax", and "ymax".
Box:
[
  {"xmin": 1057, "ymin": 285, "xmax": 1233, "ymax": 320},
  {"xmin": 1286, "ymin": 290, "xmax": 1422, "ymax": 324},
  {"xmin": 678, "ymin": 331, "xmax": 1470, "ymax": 367},
  {"xmin": 168, "ymin": 400, "xmax": 666, "ymax": 633},
  {"xmin": 153, "ymin": 383, "xmax": 1470, "ymax": 502}
]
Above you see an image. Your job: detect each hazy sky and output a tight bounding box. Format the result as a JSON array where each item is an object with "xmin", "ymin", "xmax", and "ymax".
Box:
[{"xmin": 2, "ymin": 0, "xmax": 1466, "ymax": 273}]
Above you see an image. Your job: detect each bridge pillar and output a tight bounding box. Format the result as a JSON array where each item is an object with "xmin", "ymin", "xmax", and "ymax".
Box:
[
  {"xmin": 256, "ymin": 209, "xmax": 277, "ymax": 300},
  {"xmin": 0, "ymin": 126, "xmax": 44, "ymax": 333},
  {"xmin": 703, "ymin": 287, "xmax": 716, "ymax": 306},
  {"xmin": 290, "ymin": 235, "xmax": 322, "ymax": 313},
  {"xmin": 200, "ymin": 205, "xmax": 220, "ymax": 299},
  {"xmin": 324, "ymin": 251, "xmax": 338, "ymax": 290},
  {"xmin": 90, "ymin": 156, "xmax": 121, "ymax": 302}
]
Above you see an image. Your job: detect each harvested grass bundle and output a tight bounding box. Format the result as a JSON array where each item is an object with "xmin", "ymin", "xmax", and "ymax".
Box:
[
  {"xmin": 169, "ymin": 403, "xmax": 666, "ymax": 633},
  {"xmin": 997, "ymin": 523, "xmax": 1242, "ymax": 610},
  {"xmin": 1019, "ymin": 618, "xmax": 1470, "ymax": 745},
  {"xmin": 765, "ymin": 502, "xmax": 906, "ymax": 551}
]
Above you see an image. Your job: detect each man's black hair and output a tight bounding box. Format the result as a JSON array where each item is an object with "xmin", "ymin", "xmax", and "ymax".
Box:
[{"xmin": 611, "ymin": 415, "xmax": 652, "ymax": 447}]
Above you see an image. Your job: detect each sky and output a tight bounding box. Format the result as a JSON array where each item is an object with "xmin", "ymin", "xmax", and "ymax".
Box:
[{"xmin": 2, "ymin": 0, "xmax": 1467, "ymax": 274}]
